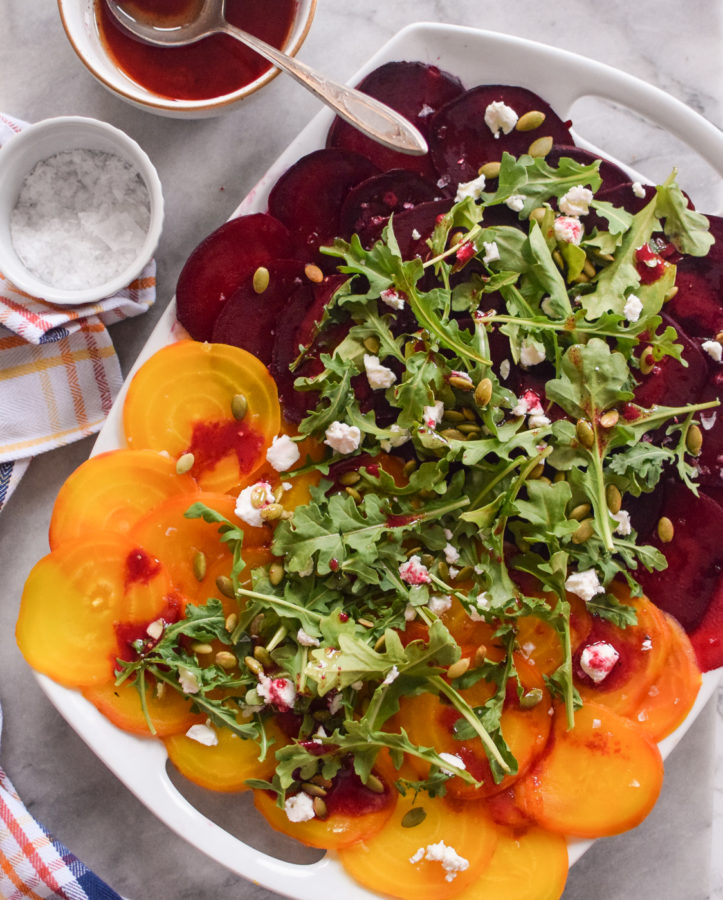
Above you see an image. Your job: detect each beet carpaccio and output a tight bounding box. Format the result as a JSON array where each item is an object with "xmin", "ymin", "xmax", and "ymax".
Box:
[{"xmin": 19, "ymin": 59, "xmax": 721, "ymax": 900}]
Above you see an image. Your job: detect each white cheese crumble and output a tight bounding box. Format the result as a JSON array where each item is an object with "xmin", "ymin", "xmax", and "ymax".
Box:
[
  {"xmin": 484, "ymin": 101, "xmax": 518, "ymax": 138},
  {"xmin": 611, "ymin": 509, "xmax": 632, "ymax": 535},
  {"xmin": 580, "ymin": 641, "xmax": 620, "ymax": 683},
  {"xmin": 559, "ymin": 185, "xmax": 594, "ymax": 217},
  {"xmin": 505, "ymin": 193, "xmax": 525, "ymax": 212},
  {"xmin": 411, "ymin": 228, "xmax": 422, "ymax": 240},
  {"xmin": 324, "ymin": 421, "xmax": 362, "ymax": 454},
  {"xmin": 284, "ymin": 792, "xmax": 316, "ymax": 823},
  {"xmin": 380, "ymin": 287, "xmax": 406, "ymax": 310},
  {"xmin": 146, "ymin": 618, "xmax": 164, "ymax": 640},
  {"xmin": 428, "ymin": 593, "xmax": 453, "ymax": 615},
  {"xmin": 185, "ymin": 723, "xmax": 218, "ymax": 746},
  {"xmin": 423, "ymin": 400, "xmax": 445, "ymax": 429},
  {"xmin": 443, "ymin": 543, "xmax": 460, "ymax": 565},
  {"xmin": 257, "ymin": 674, "xmax": 297, "ymax": 711},
  {"xmin": 380, "ymin": 423, "xmax": 411, "ymax": 451},
  {"xmin": 482, "ymin": 241, "xmax": 500, "ymax": 265},
  {"xmin": 519, "ymin": 339, "xmax": 546, "ymax": 367},
  {"xmin": 468, "ymin": 592, "xmax": 491, "ymax": 622},
  {"xmin": 632, "ymin": 181, "xmax": 647, "ymax": 198},
  {"xmin": 701, "ymin": 410, "xmax": 718, "ymax": 431},
  {"xmin": 178, "ymin": 666, "xmax": 200, "ymax": 694},
  {"xmin": 702, "ymin": 340, "xmax": 723, "ymax": 362},
  {"xmin": 265, "ymin": 434, "xmax": 300, "ymax": 472},
  {"xmin": 235, "ymin": 480, "xmax": 275, "ymax": 527},
  {"xmin": 438, "ymin": 752, "xmax": 466, "ymax": 775},
  {"xmin": 553, "ymin": 215, "xmax": 584, "ymax": 245},
  {"xmin": 623, "ymin": 294, "xmax": 643, "ymax": 323},
  {"xmin": 399, "ymin": 555, "xmax": 431, "ymax": 585},
  {"xmin": 410, "ymin": 840, "xmax": 470, "ymax": 882},
  {"xmin": 382, "ymin": 665, "xmax": 400, "ymax": 685},
  {"xmin": 499, "ymin": 359, "xmax": 511, "ymax": 380},
  {"xmin": 565, "ymin": 568, "xmax": 605, "ymax": 603},
  {"xmin": 364, "ymin": 353, "xmax": 397, "ymax": 390},
  {"xmin": 418, "ymin": 103, "xmax": 435, "ymax": 118},
  {"xmin": 297, "ymin": 627, "xmax": 320, "ymax": 648},
  {"xmin": 455, "ymin": 173, "xmax": 486, "ymax": 202}
]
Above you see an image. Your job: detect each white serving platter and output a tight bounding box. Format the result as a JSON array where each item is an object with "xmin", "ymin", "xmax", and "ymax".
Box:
[{"xmin": 36, "ymin": 22, "xmax": 723, "ymax": 900}]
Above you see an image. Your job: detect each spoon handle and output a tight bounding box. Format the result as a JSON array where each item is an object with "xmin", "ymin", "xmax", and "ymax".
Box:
[{"xmin": 223, "ymin": 23, "xmax": 428, "ymax": 156}]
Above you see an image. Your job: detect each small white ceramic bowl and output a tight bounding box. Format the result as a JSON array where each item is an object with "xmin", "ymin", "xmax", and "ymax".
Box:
[
  {"xmin": 57, "ymin": 0, "xmax": 317, "ymax": 118},
  {"xmin": 0, "ymin": 115, "xmax": 164, "ymax": 305}
]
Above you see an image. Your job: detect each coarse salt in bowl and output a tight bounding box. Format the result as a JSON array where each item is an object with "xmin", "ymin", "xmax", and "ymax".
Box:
[{"xmin": 0, "ymin": 115, "xmax": 163, "ymax": 305}]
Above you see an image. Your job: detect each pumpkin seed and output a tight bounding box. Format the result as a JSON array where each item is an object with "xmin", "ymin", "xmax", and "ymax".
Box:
[
  {"xmin": 639, "ymin": 346, "xmax": 656, "ymax": 375},
  {"xmin": 529, "ymin": 206, "xmax": 547, "ymax": 224},
  {"xmin": 216, "ymin": 575, "xmax": 235, "ymax": 598},
  {"xmin": 443, "ymin": 409, "xmax": 465, "ymax": 423},
  {"xmin": 175, "ymin": 452, "xmax": 195, "ymax": 475},
  {"xmin": 338, "ymin": 470, "xmax": 361, "ymax": 486},
  {"xmin": 301, "ymin": 782, "xmax": 328, "ymax": 798},
  {"xmin": 606, "ymin": 484, "xmax": 622, "ymax": 514},
  {"xmin": 474, "ymin": 377, "xmax": 493, "ymax": 407},
  {"xmin": 437, "ymin": 560, "xmax": 449, "ymax": 581},
  {"xmin": 478, "ymin": 160, "xmax": 501, "ymax": 179},
  {"xmin": 304, "ymin": 263, "xmax": 324, "ymax": 284},
  {"xmin": 401, "ymin": 807, "xmax": 427, "ymax": 828},
  {"xmin": 462, "ymin": 407, "xmax": 476, "ymax": 421},
  {"xmin": 363, "ymin": 335, "xmax": 380, "ymax": 354},
  {"xmin": 576, "ymin": 418, "xmax": 595, "ymax": 449},
  {"xmin": 191, "ymin": 642, "xmax": 213, "ymax": 655},
  {"xmin": 260, "ymin": 502, "xmax": 284, "ymax": 522},
  {"xmin": 252, "ymin": 266, "xmax": 270, "ymax": 294},
  {"xmin": 192, "ymin": 550, "xmax": 207, "ymax": 582},
  {"xmin": 582, "ymin": 258, "xmax": 597, "ymax": 278},
  {"xmin": 474, "ymin": 644, "xmax": 488, "ymax": 666},
  {"xmin": 345, "ymin": 486, "xmax": 362, "ymax": 504},
  {"xmin": 366, "ymin": 774, "xmax": 385, "ymax": 794},
  {"xmin": 528, "ymin": 135, "xmax": 553, "ymax": 158},
  {"xmin": 664, "ymin": 285, "xmax": 679, "ymax": 303},
  {"xmin": 215, "ymin": 650, "xmax": 237, "ymax": 670},
  {"xmin": 657, "ymin": 516, "xmax": 675, "ymax": 543},
  {"xmin": 519, "ymin": 687, "xmax": 544, "ymax": 708},
  {"xmin": 516, "ymin": 109, "xmax": 546, "ymax": 132},
  {"xmin": 441, "ymin": 428, "xmax": 466, "ymax": 441},
  {"xmin": 250, "ymin": 484, "xmax": 269, "ymax": 508},
  {"xmin": 457, "ymin": 423, "xmax": 482, "ymax": 436},
  {"xmin": 312, "ymin": 796, "xmax": 328, "ymax": 819},
  {"xmin": 454, "ymin": 565, "xmax": 474, "ymax": 582},
  {"xmin": 528, "ymin": 463, "xmax": 545, "ymax": 480},
  {"xmin": 716, "ymin": 331, "xmax": 723, "ymax": 344},
  {"xmin": 447, "ymin": 657, "xmax": 470, "ymax": 680},
  {"xmin": 225, "ymin": 613, "xmax": 238, "ymax": 633},
  {"xmin": 553, "ymin": 471, "xmax": 567, "ymax": 483},
  {"xmin": 572, "ymin": 518, "xmax": 594, "ymax": 544},
  {"xmin": 552, "ymin": 249, "xmax": 565, "ymax": 270},
  {"xmin": 686, "ymin": 424, "xmax": 703, "ymax": 456},
  {"xmin": 231, "ymin": 393, "xmax": 248, "ymax": 421},
  {"xmin": 449, "ymin": 374, "xmax": 475, "ymax": 391},
  {"xmin": 254, "ymin": 645, "xmax": 273, "ymax": 668},
  {"xmin": 269, "ymin": 562, "xmax": 284, "ymax": 586},
  {"xmin": 403, "ymin": 459, "xmax": 417, "ymax": 476},
  {"xmin": 599, "ymin": 409, "xmax": 619, "ymax": 429}
]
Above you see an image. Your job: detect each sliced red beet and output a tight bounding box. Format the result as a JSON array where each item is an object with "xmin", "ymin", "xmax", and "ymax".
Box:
[
  {"xmin": 633, "ymin": 314, "xmax": 708, "ymax": 409},
  {"xmin": 175, "ymin": 213, "xmax": 295, "ymax": 342},
  {"xmin": 704, "ymin": 213, "xmax": 723, "ymax": 266},
  {"xmin": 693, "ymin": 374, "xmax": 723, "ymax": 486},
  {"xmin": 428, "ymin": 85, "xmax": 573, "ymax": 194},
  {"xmin": 665, "ymin": 262, "xmax": 723, "ymax": 337},
  {"xmin": 339, "ymin": 170, "xmax": 441, "ymax": 238},
  {"xmin": 210, "ymin": 259, "xmax": 307, "ymax": 365},
  {"xmin": 546, "ymin": 145, "xmax": 630, "ymax": 191},
  {"xmin": 359, "ymin": 197, "xmax": 453, "ymax": 257},
  {"xmin": 635, "ymin": 482, "xmax": 723, "ymax": 671},
  {"xmin": 326, "ymin": 61, "xmax": 465, "ymax": 180},
  {"xmin": 267, "ymin": 149, "xmax": 379, "ymax": 260}
]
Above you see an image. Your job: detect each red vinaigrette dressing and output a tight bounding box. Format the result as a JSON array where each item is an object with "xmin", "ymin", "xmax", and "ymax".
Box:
[{"xmin": 96, "ymin": 0, "xmax": 297, "ymax": 101}]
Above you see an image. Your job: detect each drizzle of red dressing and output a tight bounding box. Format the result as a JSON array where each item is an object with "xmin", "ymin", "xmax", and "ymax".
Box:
[
  {"xmin": 324, "ymin": 766, "xmax": 392, "ymax": 817},
  {"xmin": 124, "ymin": 547, "xmax": 162, "ymax": 587},
  {"xmin": 186, "ymin": 418, "xmax": 264, "ymax": 477},
  {"xmin": 114, "ymin": 590, "xmax": 183, "ymax": 663}
]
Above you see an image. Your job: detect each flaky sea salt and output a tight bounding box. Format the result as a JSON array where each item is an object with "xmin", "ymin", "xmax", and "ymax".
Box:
[{"xmin": 10, "ymin": 148, "xmax": 150, "ymax": 290}]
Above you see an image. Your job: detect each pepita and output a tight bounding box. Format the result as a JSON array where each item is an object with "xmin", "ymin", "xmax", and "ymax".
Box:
[
  {"xmin": 443, "ymin": 409, "xmax": 465, "ymax": 423},
  {"xmin": 686, "ymin": 424, "xmax": 703, "ymax": 456},
  {"xmin": 254, "ymin": 645, "xmax": 273, "ymax": 668},
  {"xmin": 529, "ymin": 207, "xmax": 546, "ymax": 224},
  {"xmin": 215, "ymin": 650, "xmax": 237, "ymax": 670},
  {"xmin": 454, "ymin": 565, "xmax": 474, "ymax": 582},
  {"xmin": 582, "ymin": 258, "xmax": 597, "ymax": 278},
  {"xmin": 516, "ymin": 109, "xmax": 546, "ymax": 131},
  {"xmin": 437, "ymin": 560, "xmax": 449, "ymax": 581},
  {"xmin": 366, "ymin": 774, "xmax": 385, "ymax": 794},
  {"xmin": 657, "ymin": 516, "xmax": 675, "ymax": 543},
  {"xmin": 478, "ymin": 161, "xmax": 501, "ymax": 179},
  {"xmin": 606, "ymin": 484, "xmax": 622, "ymax": 514},
  {"xmin": 462, "ymin": 407, "xmax": 476, "ymax": 422},
  {"xmin": 345, "ymin": 486, "xmax": 363, "ymax": 504},
  {"xmin": 260, "ymin": 502, "xmax": 284, "ymax": 522},
  {"xmin": 304, "ymin": 263, "xmax": 324, "ymax": 284},
  {"xmin": 225, "ymin": 612, "xmax": 238, "ymax": 633},
  {"xmin": 192, "ymin": 550, "xmax": 207, "ymax": 582},
  {"xmin": 301, "ymin": 782, "xmax": 328, "ymax": 798},
  {"xmin": 191, "ymin": 642, "xmax": 213, "ymax": 655},
  {"xmin": 572, "ymin": 518, "xmax": 594, "ymax": 544},
  {"xmin": 664, "ymin": 285, "xmax": 679, "ymax": 303},
  {"xmin": 250, "ymin": 484, "xmax": 270, "ymax": 509},
  {"xmin": 519, "ymin": 687, "xmax": 544, "ymax": 708},
  {"xmin": 252, "ymin": 265, "xmax": 270, "ymax": 294},
  {"xmin": 457, "ymin": 423, "xmax": 481, "ymax": 436},
  {"xmin": 312, "ymin": 796, "xmax": 328, "ymax": 819},
  {"xmin": 446, "ymin": 657, "xmax": 470, "ymax": 680},
  {"xmin": 244, "ymin": 655, "xmax": 264, "ymax": 675},
  {"xmin": 449, "ymin": 374, "xmax": 475, "ymax": 391},
  {"xmin": 338, "ymin": 470, "xmax": 361, "ymax": 486},
  {"xmin": 175, "ymin": 452, "xmax": 195, "ymax": 475},
  {"xmin": 441, "ymin": 428, "xmax": 466, "ymax": 441},
  {"xmin": 474, "ymin": 644, "xmax": 488, "ymax": 666},
  {"xmin": 528, "ymin": 463, "xmax": 545, "ymax": 480},
  {"xmin": 401, "ymin": 807, "xmax": 427, "ymax": 828},
  {"xmin": 575, "ymin": 418, "xmax": 595, "ymax": 449},
  {"xmin": 231, "ymin": 393, "xmax": 248, "ymax": 421},
  {"xmin": 528, "ymin": 135, "xmax": 553, "ymax": 158},
  {"xmin": 269, "ymin": 562, "xmax": 284, "ymax": 586},
  {"xmin": 363, "ymin": 335, "xmax": 380, "ymax": 354},
  {"xmin": 639, "ymin": 346, "xmax": 656, "ymax": 375},
  {"xmin": 216, "ymin": 574, "xmax": 235, "ymax": 598},
  {"xmin": 474, "ymin": 377, "xmax": 493, "ymax": 407},
  {"xmin": 599, "ymin": 409, "xmax": 620, "ymax": 429},
  {"xmin": 403, "ymin": 459, "xmax": 417, "ymax": 476}
]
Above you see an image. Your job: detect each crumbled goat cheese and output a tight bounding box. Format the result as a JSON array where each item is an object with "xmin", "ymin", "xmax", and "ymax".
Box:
[
  {"xmin": 438, "ymin": 752, "xmax": 466, "ymax": 775},
  {"xmin": 505, "ymin": 193, "xmax": 525, "ymax": 212},
  {"xmin": 257, "ymin": 674, "xmax": 297, "ymax": 711},
  {"xmin": 468, "ymin": 592, "xmax": 491, "ymax": 622},
  {"xmin": 146, "ymin": 618, "xmax": 164, "ymax": 640},
  {"xmin": 701, "ymin": 410, "xmax": 718, "ymax": 431},
  {"xmin": 382, "ymin": 665, "xmax": 400, "ymax": 685},
  {"xmin": 324, "ymin": 421, "xmax": 361, "ymax": 454},
  {"xmin": 284, "ymin": 792, "xmax": 316, "ymax": 823},
  {"xmin": 499, "ymin": 359, "xmax": 511, "ymax": 380},
  {"xmin": 428, "ymin": 593, "xmax": 453, "ymax": 615},
  {"xmin": 702, "ymin": 340, "xmax": 723, "ymax": 362},
  {"xmin": 623, "ymin": 294, "xmax": 643, "ymax": 323},
  {"xmin": 455, "ymin": 173, "xmax": 486, "ymax": 202},
  {"xmin": 266, "ymin": 433, "xmax": 300, "ymax": 472},
  {"xmin": 484, "ymin": 100, "xmax": 518, "ymax": 138},
  {"xmin": 559, "ymin": 185, "xmax": 594, "ymax": 217},
  {"xmin": 411, "ymin": 228, "xmax": 422, "ymax": 240},
  {"xmin": 632, "ymin": 181, "xmax": 647, "ymax": 198},
  {"xmin": 482, "ymin": 241, "xmax": 500, "ymax": 265},
  {"xmin": 418, "ymin": 103, "xmax": 435, "ymax": 118},
  {"xmin": 519, "ymin": 339, "xmax": 546, "ymax": 367},
  {"xmin": 399, "ymin": 555, "xmax": 432, "ymax": 585},
  {"xmin": 364, "ymin": 353, "xmax": 397, "ymax": 389},
  {"xmin": 513, "ymin": 389, "xmax": 550, "ymax": 428},
  {"xmin": 297, "ymin": 627, "xmax": 320, "ymax": 648},
  {"xmin": 443, "ymin": 543, "xmax": 460, "ymax": 565},
  {"xmin": 410, "ymin": 841, "xmax": 470, "ymax": 882},
  {"xmin": 423, "ymin": 400, "xmax": 445, "ymax": 429},
  {"xmin": 185, "ymin": 723, "xmax": 218, "ymax": 746},
  {"xmin": 178, "ymin": 666, "xmax": 200, "ymax": 694},
  {"xmin": 404, "ymin": 603, "xmax": 418, "ymax": 621},
  {"xmin": 381, "ymin": 423, "xmax": 411, "ymax": 451},
  {"xmin": 611, "ymin": 509, "xmax": 632, "ymax": 535},
  {"xmin": 565, "ymin": 568, "xmax": 605, "ymax": 603},
  {"xmin": 235, "ymin": 480, "xmax": 275, "ymax": 527},
  {"xmin": 553, "ymin": 215, "xmax": 584, "ymax": 245},
  {"xmin": 380, "ymin": 287, "xmax": 406, "ymax": 310},
  {"xmin": 580, "ymin": 641, "xmax": 620, "ymax": 683}
]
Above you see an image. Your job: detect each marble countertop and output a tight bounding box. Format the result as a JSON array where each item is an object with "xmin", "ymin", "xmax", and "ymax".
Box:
[{"xmin": 1, "ymin": 1, "xmax": 721, "ymax": 898}]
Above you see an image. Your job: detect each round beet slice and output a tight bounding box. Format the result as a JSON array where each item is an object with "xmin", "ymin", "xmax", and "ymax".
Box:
[
  {"xmin": 633, "ymin": 314, "xmax": 708, "ymax": 409},
  {"xmin": 210, "ymin": 259, "xmax": 307, "ymax": 365},
  {"xmin": 326, "ymin": 61, "xmax": 465, "ymax": 180},
  {"xmin": 692, "ymin": 375, "xmax": 723, "ymax": 486},
  {"xmin": 635, "ymin": 482, "xmax": 723, "ymax": 671},
  {"xmin": 665, "ymin": 261, "xmax": 723, "ymax": 337},
  {"xmin": 268, "ymin": 149, "xmax": 379, "ymax": 259},
  {"xmin": 360, "ymin": 197, "xmax": 453, "ymax": 257},
  {"xmin": 339, "ymin": 170, "xmax": 441, "ymax": 238},
  {"xmin": 175, "ymin": 213, "xmax": 294, "ymax": 342},
  {"xmin": 428, "ymin": 85, "xmax": 573, "ymax": 194},
  {"xmin": 547, "ymin": 145, "xmax": 631, "ymax": 192}
]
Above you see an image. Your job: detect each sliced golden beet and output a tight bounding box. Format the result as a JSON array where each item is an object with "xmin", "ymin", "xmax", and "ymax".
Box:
[{"xmin": 83, "ymin": 677, "xmax": 203, "ymax": 737}]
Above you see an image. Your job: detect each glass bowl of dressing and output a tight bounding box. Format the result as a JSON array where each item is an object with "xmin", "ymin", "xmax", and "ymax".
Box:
[
  {"xmin": 58, "ymin": 0, "xmax": 317, "ymax": 118},
  {"xmin": 0, "ymin": 116, "xmax": 164, "ymax": 304}
]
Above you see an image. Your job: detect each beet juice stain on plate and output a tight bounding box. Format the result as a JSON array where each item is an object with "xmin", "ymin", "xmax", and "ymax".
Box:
[{"xmin": 96, "ymin": 0, "xmax": 297, "ymax": 100}]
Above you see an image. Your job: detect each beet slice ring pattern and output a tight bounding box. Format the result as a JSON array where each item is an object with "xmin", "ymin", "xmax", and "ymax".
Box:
[
  {"xmin": 339, "ymin": 169, "xmax": 441, "ymax": 238},
  {"xmin": 267, "ymin": 148, "xmax": 379, "ymax": 259},
  {"xmin": 429, "ymin": 85, "xmax": 574, "ymax": 192},
  {"xmin": 175, "ymin": 213, "xmax": 295, "ymax": 342},
  {"xmin": 326, "ymin": 60, "xmax": 465, "ymax": 179}
]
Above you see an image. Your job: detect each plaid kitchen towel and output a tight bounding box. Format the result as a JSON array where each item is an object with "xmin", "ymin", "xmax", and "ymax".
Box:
[
  {"xmin": 0, "ymin": 113, "xmax": 156, "ymax": 513},
  {"xmin": 0, "ymin": 702, "xmax": 123, "ymax": 900}
]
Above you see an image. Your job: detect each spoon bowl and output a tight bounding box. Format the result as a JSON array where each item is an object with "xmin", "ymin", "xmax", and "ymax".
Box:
[{"xmin": 104, "ymin": 0, "xmax": 428, "ymax": 154}]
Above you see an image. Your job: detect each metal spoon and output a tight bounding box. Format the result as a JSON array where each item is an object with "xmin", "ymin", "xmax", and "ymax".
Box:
[{"xmin": 105, "ymin": 0, "xmax": 428, "ymax": 156}]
